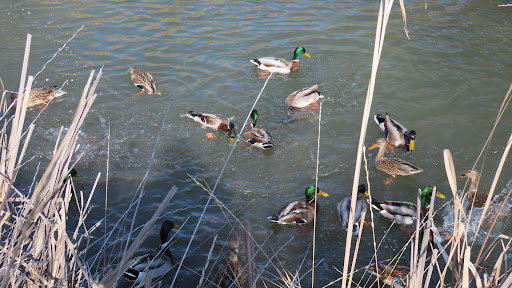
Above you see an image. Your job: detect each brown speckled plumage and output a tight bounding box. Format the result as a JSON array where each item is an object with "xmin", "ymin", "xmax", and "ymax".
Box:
[
  {"xmin": 461, "ymin": 169, "xmax": 494, "ymax": 208},
  {"xmin": 10, "ymin": 86, "xmax": 67, "ymax": 108},
  {"xmin": 217, "ymin": 236, "xmax": 246, "ymax": 288},
  {"xmin": 369, "ymin": 138, "xmax": 423, "ymax": 177},
  {"xmin": 368, "ymin": 263, "xmax": 409, "ymax": 287},
  {"xmin": 130, "ymin": 67, "xmax": 160, "ymax": 95}
]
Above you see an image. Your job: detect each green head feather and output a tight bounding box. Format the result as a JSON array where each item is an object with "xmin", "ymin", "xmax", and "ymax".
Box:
[
  {"xmin": 420, "ymin": 186, "xmax": 446, "ymax": 208},
  {"xmin": 250, "ymin": 109, "xmax": 259, "ymax": 127},
  {"xmin": 160, "ymin": 220, "xmax": 179, "ymax": 245},
  {"xmin": 304, "ymin": 185, "xmax": 328, "ymax": 201},
  {"xmin": 293, "ymin": 46, "xmax": 311, "ymax": 60}
]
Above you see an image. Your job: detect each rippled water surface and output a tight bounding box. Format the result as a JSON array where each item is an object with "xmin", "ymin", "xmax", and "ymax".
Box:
[{"xmin": 2, "ymin": 0, "xmax": 512, "ymax": 287}]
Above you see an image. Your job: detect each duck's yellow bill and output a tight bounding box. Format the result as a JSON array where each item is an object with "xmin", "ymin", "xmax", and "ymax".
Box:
[
  {"xmin": 174, "ymin": 224, "xmax": 180, "ymax": 228},
  {"xmin": 75, "ymin": 173, "xmax": 83, "ymax": 178},
  {"xmin": 304, "ymin": 52, "xmax": 311, "ymax": 58},
  {"xmin": 409, "ymin": 140, "xmax": 415, "ymax": 151},
  {"xmin": 364, "ymin": 191, "xmax": 369, "ymax": 197},
  {"xmin": 435, "ymin": 191, "xmax": 446, "ymax": 199},
  {"xmin": 318, "ymin": 190, "xmax": 329, "ymax": 197}
]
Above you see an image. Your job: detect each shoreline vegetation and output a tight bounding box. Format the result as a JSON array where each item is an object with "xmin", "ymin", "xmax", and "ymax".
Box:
[{"xmin": 1, "ymin": 2, "xmax": 512, "ymax": 288}]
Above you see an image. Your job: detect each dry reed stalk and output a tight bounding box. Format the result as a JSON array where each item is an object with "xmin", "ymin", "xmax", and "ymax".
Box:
[
  {"xmin": 242, "ymin": 219, "xmax": 256, "ymax": 287},
  {"xmin": 341, "ymin": 0, "xmax": 403, "ymax": 286},
  {"xmin": 0, "ymin": 64, "xmax": 102, "ymax": 288}
]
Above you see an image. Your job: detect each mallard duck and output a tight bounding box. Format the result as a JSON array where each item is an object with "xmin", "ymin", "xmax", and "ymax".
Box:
[
  {"xmin": 285, "ymin": 84, "xmax": 324, "ymax": 109},
  {"xmin": 268, "ymin": 186, "xmax": 329, "ymax": 224},
  {"xmin": 368, "ymin": 186, "xmax": 446, "ymax": 225},
  {"xmin": 338, "ymin": 184, "xmax": 368, "ymax": 234},
  {"xmin": 63, "ymin": 168, "xmax": 82, "ymax": 182},
  {"xmin": 123, "ymin": 220, "xmax": 179, "ymax": 284},
  {"xmin": 374, "ymin": 113, "xmax": 416, "ymax": 151},
  {"xmin": 10, "ymin": 86, "xmax": 67, "ymax": 108},
  {"xmin": 368, "ymin": 138, "xmax": 423, "ymax": 184},
  {"xmin": 185, "ymin": 111, "xmax": 236, "ymax": 139},
  {"xmin": 368, "ymin": 263, "xmax": 409, "ymax": 288},
  {"xmin": 216, "ymin": 236, "xmax": 246, "ymax": 288},
  {"xmin": 130, "ymin": 67, "xmax": 161, "ymax": 95},
  {"xmin": 250, "ymin": 46, "xmax": 311, "ymax": 74},
  {"xmin": 244, "ymin": 109, "xmax": 273, "ymax": 149},
  {"xmin": 460, "ymin": 169, "xmax": 495, "ymax": 208}
]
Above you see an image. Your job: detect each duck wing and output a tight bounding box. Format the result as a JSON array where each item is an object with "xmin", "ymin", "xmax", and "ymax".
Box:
[
  {"xmin": 285, "ymin": 84, "xmax": 322, "ymax": 108},
  {"xmin": 244, "ymin": 126, "xmax": 274, "ymax": 148},
  {"xmin": 384, "ymin": 114, "xmax": 408, "ymax": 147}
]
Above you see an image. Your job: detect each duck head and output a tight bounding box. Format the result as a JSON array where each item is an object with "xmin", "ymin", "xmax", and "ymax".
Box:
[
  {"xmin": 421, "ymin": 186, "xmax": 445, "ymax": 208},
  {"xmin": 304, "ymin": 185, "xmax": 329, "ymax": 202},
  {"xmin": 293, "ymin": 46, "xmax": 311, "ymax": 60}
]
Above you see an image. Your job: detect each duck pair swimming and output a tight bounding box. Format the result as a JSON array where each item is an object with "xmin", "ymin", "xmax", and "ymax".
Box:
[
  {"xmin": 185, "ymin": 110, "xmax": 273, "ymax": 149},
  {"xmin": 337, "ymin": 185, "xmax": 445, "ymax": 230}
]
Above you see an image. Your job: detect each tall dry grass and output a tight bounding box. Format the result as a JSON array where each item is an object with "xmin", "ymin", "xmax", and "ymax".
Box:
[{"xmin": 0, "ymin": 34, "xmax": 102, "ymax": 287}]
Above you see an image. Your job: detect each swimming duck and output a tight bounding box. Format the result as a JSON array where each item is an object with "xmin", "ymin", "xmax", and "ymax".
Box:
[
  {"xmin": 368, "ymin": 138, "xmax": 423, "ymax": 184},
  {"xmin": 368, "ymin": 263, "xmax": 409, "ymax": 288},
  {"xmin": 337, "ymin": 184, "xmax": 368, "ymax": 234},
  {"xmin": 130, "ymin": 67, "xmax": 161, "ymax": 95},
  {"xmin": 460, "ymin": 169, "xmax": 494, "ymax": 208},
  {"xmin": 268, "ymin": 186, "xmax": 329, "ymax": 224},
  {"xmin": 368, "ymin": 186, "xmax": 446, "ymax": 225},
  {"xmin": 10, "ymin": 86, "xmax": 67, "ymax": 108},
  {"xmin": 374, "ymin": 113, "xmax": 416, "ymax": 151},
  {"xmin": 250, "ymin": 46, "xmax": 311, "ymax": 74},
  {"xmin": 123, "ymin": 220, "xmax": 179, "ymax": 284},
  {"xmin": 244, "ymin": 109, "xmax": 273, "ymax": 149},
  {"xmin": 285, "ymin": 84, "xmax": 324, "ymax": 109},
  {"xmin": 216, "ymin": 236, "xmax": 246, "ymax": 288},
  {"xmin": 185, "ymin": 111, "xmax": 236, "ymax": 139}
]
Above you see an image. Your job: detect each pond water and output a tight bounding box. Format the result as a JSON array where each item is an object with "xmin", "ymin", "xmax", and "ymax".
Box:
[{"xmin": 2, "ymin": 0, "xmax": 512, "ymax": 287}]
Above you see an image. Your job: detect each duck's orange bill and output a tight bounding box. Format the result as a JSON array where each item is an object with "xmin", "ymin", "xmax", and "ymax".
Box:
[{"xmin": 368, "ymin": 143, "xmax": 378, "ymax": 150}]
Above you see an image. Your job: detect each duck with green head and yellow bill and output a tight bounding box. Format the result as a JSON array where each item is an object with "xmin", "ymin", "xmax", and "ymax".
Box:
[
  {"xmin": 130, "ymin": 67, "xmax": 161, "ymax": 95},
  {"xmin": 244, "ymin": 109, "xmax": 273, "ymax": 149},
  {"xmin": 337, "ymin": 184, "xmax": 368, "ymax": 234},
  {"xmin": 123, "ymin": 220, "xmax": 180, "ymax": 284},
  {"xmin": 268, "ymin": 186, "xmax": 329, "ymax": 224},
  {"xmin": 368, "ymin": 263, "xmax": 409, "ymax": 288},
  {"xmin": 368, "ymin": 138, "xmax": 423, "ymax": 184},
  {"xmin": 185, "ymin": 111, "xmax": 236, "ymax": 140},
  {"xmin": 250, "ymin": 46, "xmax": 311, "ymax": 74},
  {"xmin": 374, "ymin": 113, "xmax": 416, "ymax": 151},
  {"xmin": 368, "ymin": 186, "xmax": 446, "ymax": 225}
]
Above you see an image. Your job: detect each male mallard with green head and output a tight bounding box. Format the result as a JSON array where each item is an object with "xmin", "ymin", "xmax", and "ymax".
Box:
[
  {"xmin": 368, "ymin": 186, "xmax": 446, "ymax": 225},
  {"xmin": 250, "ymin": 46, "xmax": 311, "ymax": 74},
  {"xmin": 244, "ymin": 109, "xmax": 273, "ymax": 149},
  {"xmin": 130, "ymin": 67, "xmax": 161, "ymax": 95},
  {"xmin": 123, "ymin": 220, "xmax": 179, "ymax": 284},
  {"xmin": 285, "ymin": 84, "xmax": 324, "ymax": 109},
  {"xmin": 374, "ymin": 113, "xmax": 416, "ymax": 151},
  {"xmin": 11, "ymin": 86, "xmax": 67, "ymax": 108},
  {"xmin": 185, "ymin": 111, "xmax": 236, "ymax": 139},
  {"xmin": 368, "ymin": 138, "xmax": 423, "ymax": 184},
  {"xmin": 268, "ymin": 186, "xmax": 329, "ymax": 224}
]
